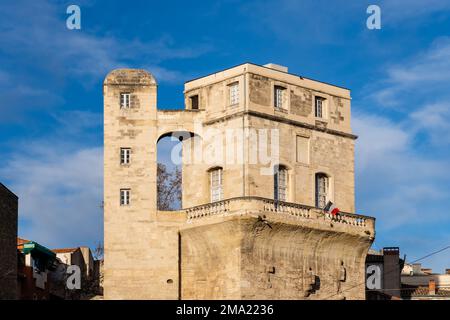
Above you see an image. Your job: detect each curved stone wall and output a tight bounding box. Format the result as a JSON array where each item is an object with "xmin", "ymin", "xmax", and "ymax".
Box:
[{"xmin": 180, "ymin": 216, "xmax": 372, "ymax": 300}]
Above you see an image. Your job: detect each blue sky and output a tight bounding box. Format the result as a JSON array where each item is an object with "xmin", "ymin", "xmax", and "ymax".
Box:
[{"xmin": 0, "ymin": 0, "xmax": 449, "ymax": 272}]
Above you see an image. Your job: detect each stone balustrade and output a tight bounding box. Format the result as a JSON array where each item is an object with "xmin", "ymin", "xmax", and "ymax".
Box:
[
  {"xmin": 185, "ymin": 200, "xmax": 231, "ymax": 220},
  {"xmin": 324, "ymin": 211, "xmax": 369, "ymax": 227},
  {"xmin": 261, "ymin": 198, "xmax": 312, "ymax": 219},
  {"xmin": 184, "ymin": 197, "xmax": 375, "ymax": 233}
]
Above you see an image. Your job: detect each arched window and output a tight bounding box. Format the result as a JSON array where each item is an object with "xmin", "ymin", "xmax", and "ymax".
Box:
[
  {"xmin": 274, "ymin": 165, "xmax": 288, "ymax": 202},
  {"xmin": 315, "ymin": 173, "xmax": 329, "ymax": 208},
  {"xmin": 210, "ymin": 167, "xmax": 223, "ymax": 202}
]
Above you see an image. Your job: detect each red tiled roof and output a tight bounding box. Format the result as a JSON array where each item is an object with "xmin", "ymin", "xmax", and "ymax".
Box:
[
  {"xmin": 401, "ymin": 285, "xmax": 450, "ymax": 297},
  {"xmin": 52, "ymin": 248, "xmax": 79, "ymax": 253},
  {"xmin": 17, "ymin": 237, "xmax": 30, "ymax": 246}
]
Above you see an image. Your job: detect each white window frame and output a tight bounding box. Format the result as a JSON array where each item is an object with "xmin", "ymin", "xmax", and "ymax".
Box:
[
  {"xmin": 315, "ymin": 173, "xmax": 329, "ymax": 209},
  {"xmin": 315, "ymin": 96, "xmax": 325, "ymax": 118},
  {"xmin": 120, "ymin": 93, "xmax": 131, "ymax": 109},
  {"xmin": 120, "ymin": 148, "xmax": 131, "ymax": 165},
  {"xmin": 229, "ymin": 82, "xmax": 239, "ymax": 105},
  {"xmin": 274, "ymin": 166, "xmax": 288, "ymax": 202},
  {"xmin": 274, "ymin": 86, "xmax": 286, "ymax": 109},
  {"xmin": 120, "ymin": 189, "xmax": 130, "ymax": 206},
  {"xmin": 210, "ymin": 168, "xmax": 223, "ymax": 202}
]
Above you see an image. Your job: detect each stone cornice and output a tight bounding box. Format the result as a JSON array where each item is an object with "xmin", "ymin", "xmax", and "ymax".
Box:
[{"xmin": 203, "ymin": 110, "xmax": 358, "ymax": 140}]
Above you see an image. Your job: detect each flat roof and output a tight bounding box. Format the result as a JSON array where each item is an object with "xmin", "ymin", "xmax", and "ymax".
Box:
[{"xmin": 185, "ymin": 62, "xmax": 350, "ymax": 91}]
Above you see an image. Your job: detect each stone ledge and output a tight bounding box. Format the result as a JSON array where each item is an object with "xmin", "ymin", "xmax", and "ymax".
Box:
[{"xmin": 156, "ymin": 196, "xmax": 375, "ymax": 239}]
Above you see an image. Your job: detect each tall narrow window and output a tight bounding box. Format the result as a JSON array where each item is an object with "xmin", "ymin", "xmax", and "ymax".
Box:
[
  {"xmin": 120, "ymin": 148, "xmax": 131, "ymax": 165},
  {"xmin": 315, "ymin": 97, "xmax": 325, "ymax": 118},
  {"xmin": 210, "ymin": 168, "xmax": 223, "ymax": 202},
  {"xmin": 120, "ymin": 93, "xmax": 131, "ymax": 109},
  {"xmin": 120, "ymin": 189, "xmax": 130, "ymax": 206},
  {"xmin": 274, "ymin": 165, "xmax": 288, "ymax": 202},
  {"xmin": 315, "ymin": 173, "xmax": 329, "ymax": 208},
  {"xmin": 229, "ymin": 82, "xmax": 239, "ymax": 105},
  {"xmin": 274, "ymin": 86, "xmax": 286, "ymax": 109},
  {"xmin": 190, "ymin": 95, "xmax": 199, "ymax": 110}
]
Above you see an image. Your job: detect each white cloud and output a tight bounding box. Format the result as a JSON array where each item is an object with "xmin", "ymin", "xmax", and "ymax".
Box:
[
  {"xmin": 145, "ymin": 65, "xmax": 194, "ymax": 85},
  {"xmin": 0, "ymin": 108, "xmax": 103, "ymax": 249},
  {"xmin": 240, "ymin": 0, "xmax": 450, "ymax": 45},
  {"xmin": 388, "ymin": 39, "xmax": 450, "ymax": 84},
  {"xmin": 409, "ymin": 102, "xmax": 450, "ymax": 145},
  {"xmin": 354, "ymin": 111, "xmax": 450, "ymax": 235},
  {"xmin": 354, "ymin": 37, "xmax": 450, "ymax": 272},
  {"xmin": 51, "ymin": 110, "xmax": 102, "ymax": 135},
  {"xmin": 364, "ymin": 37, "xmax": 450, "ymax": 146},
  {"xmin": 0, "ymin": 1, "xmax": 210, "ymax": 79},
  {"xmin": 0, "ymin": 0, "xmax": 213, "ymax": 121},
  {"xmin": 0, "ymin": 69, "xmax": 64, "ymax": 121},
  {"xmin": 370, "ymin": 37, "xmax": 450, "ymax": 108},
  {"xmin": 380, "ymin": 0, "xmax": 450, "ymax": 23},
  {"xmin": 353, "ymin": 37, "xmax": 450, "ymax": 227},
  {"xmin": 0, "ymin": 146, "xmax": 103, "ymax": 249},
  {"xmin": 353, "ymin": 113, "xmax": 410, "ymax": 170}
]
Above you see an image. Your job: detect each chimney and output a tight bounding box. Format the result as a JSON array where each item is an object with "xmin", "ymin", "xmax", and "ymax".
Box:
[
  {"xmin": 264, "ymin": 63, "xmax": 288, "ymax": 73},
  {"xmin": 412, "ymin": 263, "xmax": 422, "ymax": 275},
  {"xmin": 446, "ymin": 269, "xmax": 450, "ymax": 275},
  {"xmin": 428, "ymin": 279, "xmax": 436, "ymax": 295},
  {"xmin": 421, "ymin": 268, "xmax": 433, "ymax": 275},
  {"xmin": 382, "ymin": 247, "xmax": 401, "ymax": 298}
]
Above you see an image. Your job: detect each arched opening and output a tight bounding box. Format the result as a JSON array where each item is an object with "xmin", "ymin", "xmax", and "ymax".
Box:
[
  {"xmin": 315, "ymin": 172, "xmax": 330, "ymax": 209},
  {"xmin": 274, "ymin": 164, "xmax": 288, "ymax": 202},
  {"xmin": 156, "ymin": 131, "xmax": 200, "ymax": 211}
]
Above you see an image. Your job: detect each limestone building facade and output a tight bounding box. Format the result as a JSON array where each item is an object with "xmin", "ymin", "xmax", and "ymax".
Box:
[{"xmin": 103, "ymin": 62, "xmax": 375, "ymax": 300}]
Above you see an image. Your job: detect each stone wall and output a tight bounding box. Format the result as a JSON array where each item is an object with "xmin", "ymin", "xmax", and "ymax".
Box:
[
  {"xmin": 181, "ymin": 216, "xmax": 371, "ymax": 300},
  {"xmin": 104, "ymin": 69, "xmax": 180, "ymax": 299},
  {"xmin": 290, "ymin": 86, "xmax": 313, "ymax": 117},
  {"xmin": 0, "ymin": 183, "xmax": 18, "ymax": 300}
]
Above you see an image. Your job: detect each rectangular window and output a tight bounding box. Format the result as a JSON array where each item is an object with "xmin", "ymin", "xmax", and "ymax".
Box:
[
  {"xmin": 315, "ymin": 97, "xmax": 325, "ymax": 118},
  {"xmin": 190, "ymin": 95, "xmax": 199, "ymax": 110},
  {"xmin": 210, "ymin": 168, "xmax": 223, "ymax": 202},
  {"xmin": 274, "ymin": 166, "xmax": 287, "ymax": 202},
  {"xmin": 120, "ymin": 189, "xmax": 130, "ymax": 206},
  {"xmin": 274, "ymin": 86, "xmax": 286, "ymax": 109},
  {"xmin": 315, "ymin": 174, "xmax": 329, "ymax": 208},
  {"xmin": 229, "ymin": 82, "xmax": 239, "ymax": 105},
  {"xmin": 120, "ymin": 148, "xmax": 131, "ymax": 165},
  {"xmin": 296, "ymin": 136, "xmax": 310, "ymax": 164},
  {"xmin": 120, "ymin": 93, "xmax": 131, "ymax": 109}
]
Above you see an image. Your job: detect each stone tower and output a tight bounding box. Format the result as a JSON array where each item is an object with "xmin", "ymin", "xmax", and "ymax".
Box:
[{"xmin": 103, "ymin": 63, "xmax": 375, "ymax": 299}]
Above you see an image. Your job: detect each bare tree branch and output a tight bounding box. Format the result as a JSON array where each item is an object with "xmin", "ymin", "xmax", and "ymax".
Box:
[{"xmin": 157, "ymin": 163, "xmax": 182, "ymax": 210}]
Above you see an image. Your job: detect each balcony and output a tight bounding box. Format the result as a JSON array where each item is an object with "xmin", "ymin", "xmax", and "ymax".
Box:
[{"xmin": 179, "ymin": 196, "xmax": 375, "ymax": 238}]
